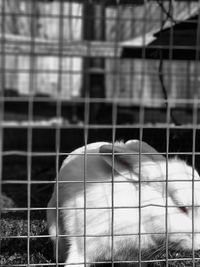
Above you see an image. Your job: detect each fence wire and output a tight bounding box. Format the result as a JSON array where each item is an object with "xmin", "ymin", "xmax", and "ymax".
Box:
[{"xmin": 1, "ymin": 1, "xmax": 200, "ymax": 267}]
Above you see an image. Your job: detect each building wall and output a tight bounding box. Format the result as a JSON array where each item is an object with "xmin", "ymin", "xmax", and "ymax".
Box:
[
  {"xmin": 1, "ymin": 1, "xmax": 82, "ymax": 99},
  {"xmin": 106, "ymin": 59, "xmax": 200, "ymax": 107},
  {"xmin": 1, "ymin": 1, "xmax": 199, "ymax": 106}
]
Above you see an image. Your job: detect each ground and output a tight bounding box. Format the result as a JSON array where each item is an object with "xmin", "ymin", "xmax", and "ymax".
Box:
[
  {"xmin": 1, "ymin": 212, "xmax": 53, "ymax": 265},
  {"xmin": 1, "ymin": 161, "xmax": 54, "ymax": 265}
]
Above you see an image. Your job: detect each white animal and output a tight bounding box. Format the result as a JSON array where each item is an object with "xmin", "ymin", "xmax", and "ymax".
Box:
[{"xmin": 47, "ymin": 140, "xmax": 200, "ymax": 267}]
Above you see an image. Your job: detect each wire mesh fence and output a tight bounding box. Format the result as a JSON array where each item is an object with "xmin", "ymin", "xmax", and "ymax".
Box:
[{"xmin": 1, "ymin": 0, "xmax": 200, "ymax": 266}]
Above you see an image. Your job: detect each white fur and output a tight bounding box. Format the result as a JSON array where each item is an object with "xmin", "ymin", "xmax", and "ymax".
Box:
[{"xmin": 47, "ymin": 140, "xmax": 200, "ymax": 266}]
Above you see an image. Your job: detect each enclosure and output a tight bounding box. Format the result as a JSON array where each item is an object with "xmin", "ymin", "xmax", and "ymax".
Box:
[{"xmin": 1, "ymin": 0, "xmax": 200, "ymax": 266}]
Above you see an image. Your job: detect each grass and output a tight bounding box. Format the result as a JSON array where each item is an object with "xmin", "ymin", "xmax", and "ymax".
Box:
[
  {"xmin": 1, "ymin": 160, "xmax": 55, "ymax": 266},
  {"xmin": 0, "ymin": 212, "xmax": 53, "ymax": 265}
]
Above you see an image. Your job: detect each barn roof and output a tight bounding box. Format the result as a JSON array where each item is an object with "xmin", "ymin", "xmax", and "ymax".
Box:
[{"xmin": 121, "ymin": 3, "xmax": 200, "ymax": 60}]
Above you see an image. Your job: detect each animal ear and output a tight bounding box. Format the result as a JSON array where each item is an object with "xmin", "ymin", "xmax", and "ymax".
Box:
[
  {"xmin": 99, "ymin": 143, "xmax": 152, "ymax": 179},
  {"xmin": 99, "ymin": 141, "xmax": 165, "ymax": 181},
  {"xmin": 125, "ymin": 140, "xmax": 165, "ymax": 162},
  {"xmin": 99, "ymin": 143, "xmax": 138, "ymax": 169}
]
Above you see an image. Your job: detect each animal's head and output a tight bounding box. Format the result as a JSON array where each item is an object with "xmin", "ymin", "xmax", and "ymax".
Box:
[{"xmin": 99, "ymin": 140, "xmax": 200, "ymax": 251}]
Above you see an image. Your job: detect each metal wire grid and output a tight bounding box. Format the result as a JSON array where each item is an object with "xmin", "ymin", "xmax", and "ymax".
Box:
[{"xmin": 1, "ymin": 0, "xmax": 200, "ymax": 266}]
